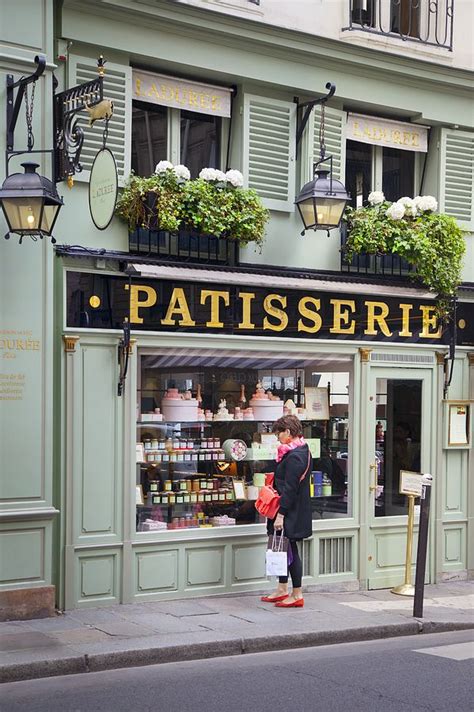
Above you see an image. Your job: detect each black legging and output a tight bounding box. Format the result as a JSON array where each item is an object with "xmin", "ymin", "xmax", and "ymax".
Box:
[{"xmin": 278, "ymin": 540, "xmax": 302, "ymax": 588}]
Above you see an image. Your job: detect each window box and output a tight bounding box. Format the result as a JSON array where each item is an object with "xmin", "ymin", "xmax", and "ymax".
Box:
[{"xmin": 129, "ymin": 228, "xmax": 238, "ymax": 265}]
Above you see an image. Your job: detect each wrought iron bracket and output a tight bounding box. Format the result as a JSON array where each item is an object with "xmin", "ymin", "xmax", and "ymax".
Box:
[
  {"xmin": 443, "ymin": 297, "xmax": 458, "ymax": 399},
  {"xmin": 53, "ymin": 56, "xmax": 105, "ymax": 183},
  {"xmin": 295, "ymin": 82, "xmax": 335, "ymax": 156},
  {"xmin": 118, "ymin": 318, "xmax": 131, "ymax": 397},
  {"xmin": 6, "ymin": 55, "xmax": 46, "ymax": 153}
]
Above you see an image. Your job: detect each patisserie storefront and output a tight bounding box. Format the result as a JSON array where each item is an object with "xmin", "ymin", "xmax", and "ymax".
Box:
[{"xmin": 60, "ymin": 263, "xmax": 473, "ymax": 609}]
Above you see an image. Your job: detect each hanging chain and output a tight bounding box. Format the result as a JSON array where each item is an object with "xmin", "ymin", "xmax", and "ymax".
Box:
[
  {"xmin": 102, "ymin": 116, "xmax": 109, "ymax": 149},
  {"xmin": 319, "ymin": 101, "xmax": 326, "ymax": 161},
  {"xmin": 25, "ymin": 81, "xmax": 36, "ymax": 151}
]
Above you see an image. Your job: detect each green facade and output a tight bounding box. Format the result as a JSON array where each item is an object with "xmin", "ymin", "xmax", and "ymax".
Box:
[{"xmin": 0, "ymin": 0, "xmax": 473, "ymax": 615}]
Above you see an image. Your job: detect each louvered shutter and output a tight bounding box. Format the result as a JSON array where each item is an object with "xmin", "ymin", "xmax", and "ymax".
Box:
[
  {"xmin": 307, "ymin": 106, "xmax": 346, "ymax": 183},
  {"xmin": 243, "ymin": 95, "xmax": 296, "ymax": 211},
  {"xmin": 67, "ymin": 56, "xmax": 132, "ymax": 186},
  {"xmin": 440, "ymin": 129, "xmax": 474, "ymax": 230}
]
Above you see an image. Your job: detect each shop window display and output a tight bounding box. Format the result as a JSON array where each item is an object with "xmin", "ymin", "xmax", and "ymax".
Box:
[{"xmin": 136, "ymin": 352, "xmax": 352, "ymax": 532}]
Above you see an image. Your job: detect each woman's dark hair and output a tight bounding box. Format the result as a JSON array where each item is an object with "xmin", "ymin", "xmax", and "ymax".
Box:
[{"xmin": 272, "ymin": 414, "xmax": 303, "ymax": 437}]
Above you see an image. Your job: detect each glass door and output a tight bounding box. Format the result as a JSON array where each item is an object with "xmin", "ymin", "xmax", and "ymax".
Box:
[{"xmin": 366, "ymin": 366, "xmax": 432, "ymax": 589}]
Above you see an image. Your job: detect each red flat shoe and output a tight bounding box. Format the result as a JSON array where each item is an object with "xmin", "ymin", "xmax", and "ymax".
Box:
[
  {"xmin": 274, "ymin": 598, "xmax": 304, "ymax": 608},
  {"xmin": 260, "ymin": 594, "xmax": 288, "ymax": 603}
]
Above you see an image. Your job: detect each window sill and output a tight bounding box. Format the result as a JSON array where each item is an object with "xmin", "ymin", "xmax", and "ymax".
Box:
[{"xmin": 339, "ymin": 29, "xmax": 453, "ymax": 65}]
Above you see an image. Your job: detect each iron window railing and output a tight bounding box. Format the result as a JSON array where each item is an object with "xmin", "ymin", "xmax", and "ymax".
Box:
[
  {"xmin": 343, "ymin": 0, "xmax": 454, "ymax": 51},
  {"xmin": 340, "ymin": 224, "xmax": 417, "ymax": 277},
  {"xmin": 129, "ymin": 228, "xmax": 239, "ymax": 266}
]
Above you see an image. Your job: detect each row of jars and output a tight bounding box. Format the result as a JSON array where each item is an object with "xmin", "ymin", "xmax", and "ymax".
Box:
[
  {"xmin": 143, "ymin": 437, "xmax": 221, "ymax": 451},
  {"xmin": 150, "ymin": 477, "xmax": 225, "ymax": 492},
  {"xmin": 150, "ymin": 490, "xmax": 234, "ymax": 505},
  {"xmin": 145, "ymin": 451, "xmax": 223, "ymax": 463}
]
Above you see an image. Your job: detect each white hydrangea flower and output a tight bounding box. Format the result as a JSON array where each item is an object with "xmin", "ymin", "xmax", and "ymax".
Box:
[
  {"xmin": 386, "ymin": 202, "xmax": 406, "ymax": 221},
  {"xmin": 173, "ymin": 164, "xmax": 191, "ymax": 180},
  {"xmin": 225, "ymin": 169, "xmax": 244, "ymax": 188},
  {"xmin": 398, "ymin": 196, "xmax": 417, "ymax": 216},
  {"xmin": 368, "ymin": 191, "xmax": 385, "ymax": 206},
  {"xmin": 416, "ymin": 195, "xmax": 438, "ymax": 213},
  {"xmin": 155, "ymin": 160, "xmax": 173, "ymax": 174},
  {"xmin": 214, "ymin": 170, "xmax": 227, "ymax": 183},
  {"xmin": 199, "ymin": 167, "xmax": 218, "ymax": 181}
]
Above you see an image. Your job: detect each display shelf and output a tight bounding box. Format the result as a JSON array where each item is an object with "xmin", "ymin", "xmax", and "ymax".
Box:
[{"xmin": 137, "ymin": 419, "xmax": 322, "ymax": 426}]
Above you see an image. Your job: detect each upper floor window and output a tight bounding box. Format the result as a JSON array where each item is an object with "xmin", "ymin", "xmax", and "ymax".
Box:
[
  {"xmin": 132, "ymin": 102, "xmax": 167, "ymax": 176},
  {"xmin": 180, "ymin": 110, "xmax": 220, "ymax": 178},
  {"xmin": 343, "ymin": 0, "xmax": 454, "ymax": 50}
]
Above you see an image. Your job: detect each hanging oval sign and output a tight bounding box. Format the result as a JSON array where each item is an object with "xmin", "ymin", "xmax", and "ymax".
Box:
[{"xmin": 88, "ymin": 148, "xmax": 118, "ymax": 230}]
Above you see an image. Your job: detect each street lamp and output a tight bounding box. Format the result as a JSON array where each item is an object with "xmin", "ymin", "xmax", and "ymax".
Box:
[
  {"xmin": 295, "ymin": 83, "xmax": 350, "ymax": 235},
  {"xmin": 0, "ymin": 162, "xmax": 63, "ymax": 243},
  {"xmin": 295, "ymin": 155, "xmax": 350, "ymax": 235}
]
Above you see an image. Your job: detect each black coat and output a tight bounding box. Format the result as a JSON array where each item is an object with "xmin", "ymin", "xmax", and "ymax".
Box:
[{"xmin": 267, "ymin": 444, "xmax": 312, "ymax": 541}]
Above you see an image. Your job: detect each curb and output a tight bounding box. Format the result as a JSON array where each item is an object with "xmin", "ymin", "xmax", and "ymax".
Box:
[{"xmin": 2, "ymin": 620, "xmax": 473, "ymax": 684}]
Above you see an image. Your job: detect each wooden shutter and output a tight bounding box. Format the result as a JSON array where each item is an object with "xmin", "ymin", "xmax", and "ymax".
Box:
[
  {"xmin": 440, "ymin": 129, "xmax": 474, "ymax": 230},
  {"xmin": 307, "ymin": 106, "xmax": 346, "ymax": 183},
  {"xmin": 243, "ymin": 95, "xmax": 296, "ymax": 212},
  {"xmin": 67, "ymin": 56, "xmax": 132, "ymax": 186}
]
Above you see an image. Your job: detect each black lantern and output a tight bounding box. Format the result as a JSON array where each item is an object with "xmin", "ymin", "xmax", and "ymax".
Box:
[
  {"xmin": 0, "ymin": 162, "xmax": 63, "ymax": 243},
  {"xmin": 295, "ymin": 155, "xmax": 350, "ymax": 235}
]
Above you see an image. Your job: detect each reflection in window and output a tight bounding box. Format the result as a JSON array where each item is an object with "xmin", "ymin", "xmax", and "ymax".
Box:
[
  {"xmin": 375, "ymin": 379, "xmax": 422, "ymax": 517},
  {"xmin": 382, "ymin": 147, "xmax": 414, "ymax": 202},
  {"xmin": 131, "ymin": 103, "xmax": 167, "ymax": 176},
  {"xmin": 346, "ymin": 140, "xmax": 372, "ymax": 208},
  {"xmin": 180, "ymin": 110, "xmax": 220, "ymax": 178}
]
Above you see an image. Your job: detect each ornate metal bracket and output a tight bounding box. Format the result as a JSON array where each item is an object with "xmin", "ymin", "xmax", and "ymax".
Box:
[
  {"xmin": 443, "ymin": 297, "xmax": 458, "ymax": 399},
  {"xmin": 295, "ymin": 82, "xmax": 335, "ymax": 156},
  {"xmin": 53, "ymin": 56, "xmax": 105, "ymax": 184},
  {"xmin": 118, "ymin": 318, "xmax": 131, "ymax": 397},
  {"xmin": 6, "ymin": 55, "xmax": 46, "ymax": 153}
]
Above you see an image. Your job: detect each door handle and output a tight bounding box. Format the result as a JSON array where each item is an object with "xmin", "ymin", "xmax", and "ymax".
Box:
[{"xmin": 369, "ymin": 463, "xmax": 377, "ymax": 492}]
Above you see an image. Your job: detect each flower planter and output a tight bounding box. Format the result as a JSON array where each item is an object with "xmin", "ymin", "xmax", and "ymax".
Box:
[{"xmin": 128, "ymin": 227, "xmax": 238, "ymax": 265}]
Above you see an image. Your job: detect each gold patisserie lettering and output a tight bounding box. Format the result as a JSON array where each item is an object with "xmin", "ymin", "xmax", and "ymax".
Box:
[
  {"xmin": 161, "ymin": 288, "xmax": 196, "ymax": 327},
  {"xmin": 364, "ymin": 301, "xmax": 392, "ymax": 337},
  {"xmin": 399, "ymin": 303, "xmax": 413, "ymax": 337},
  {"xmin": 263, "ymin": 294, "xmax": 288, "ymax": 332},
  {"xmin": 238, "ymin": 292, "xmax": 256, "ymax": 330},
  {"xmin": 298, "ymin": 297, "xmax": 322, "ymax": 333},
  {"xmin": 125, "ymin": 284, "xmax": 157, "ymax": 324},
  {"xmin": 419, "ymin": 306, "xmax": 442, "ymax": 338},
  {"xmin": 330, "ymin": 299, "xmax": 356, "ymax": 334},
  {"xmin": 201, "ymin": 290, "xmax": 230, "ymax": 328}
]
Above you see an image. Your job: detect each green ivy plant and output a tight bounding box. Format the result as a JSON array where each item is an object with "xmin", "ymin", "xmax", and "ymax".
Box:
[
  {"xmin": 343, "ymin": 193, "xmax": 465, "ymax": 313},
  {"xmin": 116, "ymin": 163, "xmax": 269, "ymax": 248}
]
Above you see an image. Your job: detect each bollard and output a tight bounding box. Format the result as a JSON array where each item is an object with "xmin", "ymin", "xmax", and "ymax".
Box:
[{"xmin": 413, "ymin": 474, "xmax": 433, "ymax": 618}]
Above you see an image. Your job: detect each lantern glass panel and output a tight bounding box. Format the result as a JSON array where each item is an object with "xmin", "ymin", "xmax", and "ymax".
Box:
[
  {"xmin": 315, "ymin": 198, "xmax": 347, "ymax": 227},
  {"xmin": 41, "ymin": 204, "xmax": 61, "ymax": 233},
  {"xmin": 1, "ymin": 197, "xmax": 44, "ymax": 232},
  {"xmin": 298, "ymin": 198, "xmax": 316, "ymax": 229}
]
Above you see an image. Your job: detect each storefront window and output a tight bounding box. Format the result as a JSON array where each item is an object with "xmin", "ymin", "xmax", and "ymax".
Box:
[
  {"xmin": 131, "ymin": 103, "xmax": 167, "ymax": 176},
  {"xmin": 180, "ymin": 110, "xmax": 220, "ymax": 178},
  {"xmin": 136, "ymin": 352, "xmax": 352, "ymax": 533}
]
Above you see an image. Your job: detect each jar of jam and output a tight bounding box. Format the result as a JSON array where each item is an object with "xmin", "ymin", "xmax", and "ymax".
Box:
[
  {"xmin": 143, "ymin": 439, "xmax": 152, "ymax": 451},
  {"xmin": 211, "ymin": 491, "xmax": 218, "ymax": 501},
  {"xmin": 168, "ymin": 492, "xmax": 176, "ymax": 504},
  {"xmin": 176, "ymin": 493, "xmax": 184, "ymax": 504},
  {"xmin": 164, "ymin": 480, "xmax": 172, "ymax": 491},
  {"xmin": 152, "ymin": 494, "xmax": 161, "ymax": 504},
  {"xmin": 179, "ymin": 480, "xmax": 187, "ymax": 491},
  {"xmin": 183, "ymin": 493, "xmax": 190, "ymax": 503},
  {"xmin": 158, "ymin": 439, "xmax": 166, "ymax": 450},
  {"xmin": 187, "ymin": 439, "xmax": 194, "ymax": 450},
  {"xmin": 173, "ymin": 438, "xmax": 180, "ymax": 450},
  {"xmin": 226, "ymin": 490, "xmax": 233, "ymax": 501},
  {"xmin": 218, "ymin": 489, "xmax": 226, "ymax": 501},
  {"xmin": 190, "ymin": 492, "xmax": 197, "ymax": 503},
  {"xmin": 200, "ymin": 478, "xmax": 208, "ymax": 489},
  {"xmin": 213, "ymin": 438, "xmax": 220, "ymax": 449},
  {"xmin": 205, "ymin": 493, "xmax": 212, "ymax": 502},
  {"xmin": 192, "ymin": 479, "xmax": 200, "ymax": 492},
  {"xmin": 149, "ymin": 481, "xmax": 159, "ymax": 492},
  {"xmin": 151, "ymin": 438, "xmax": 159, "ymax": 449},
  {"xmin": 198, "ymin": 491, "xmax": 205, "ymax": 503},
  {"xmin": 161, "ymin": 493, "xmax": 169, "ymax": 505}
]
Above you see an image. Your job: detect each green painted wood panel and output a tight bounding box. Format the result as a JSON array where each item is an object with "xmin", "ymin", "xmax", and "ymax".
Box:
[
  {"xmin": 77, "ymin": 551, "xmax": 119, "ymax": 604},
  {"xmin": 186, "ymin": 546, "xmax": 225, "ymax": 587},
  {"xmin": 232, "ymin": 543, "xmax": 265, "ymax": 582},
  {"xmin": 0, "ymin": 528, "xmax": 44, "ymax": 584},
  {"xmin": 136, "ymin": 550, "xmax": 178, "ymax": 592}
]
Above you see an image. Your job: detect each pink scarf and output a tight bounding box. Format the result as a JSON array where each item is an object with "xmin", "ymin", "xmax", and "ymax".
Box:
[{"xmin": 276, "ymin": 436, "xmax": 306, "ymax": 462}]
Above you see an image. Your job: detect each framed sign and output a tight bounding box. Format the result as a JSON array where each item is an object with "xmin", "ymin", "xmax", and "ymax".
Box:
[
  {"xmin": 233, "ymin": 480, "xmax": 247, "ymax": 500},
  {"xmin": 444, "ymin": 401, "xmax": 471, "ymax": 448},
  {"xmin": 399, "ymin": 470, "xmax": 423, "ymax": 497},
  {"xmin": 304, "ymin": 387, "xmax": 329, "ymax": 420},
  {"xmin": 88, "ymin": 148, "xmax": 118, "ymax": 230},
  {"xmin": 135, "ymin": 485, "xmax": 144, "ymax": 506}
]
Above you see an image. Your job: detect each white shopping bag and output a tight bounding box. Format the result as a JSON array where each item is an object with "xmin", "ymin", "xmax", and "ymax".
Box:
[{"xmin": 265, "ymin": 533, "xmax": 288, "ymax": 577}]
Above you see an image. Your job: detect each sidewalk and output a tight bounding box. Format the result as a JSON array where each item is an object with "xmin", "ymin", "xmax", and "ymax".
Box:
[{"xmin": 1, "ymin": 581, "xmax": 473, "ymax": 684}]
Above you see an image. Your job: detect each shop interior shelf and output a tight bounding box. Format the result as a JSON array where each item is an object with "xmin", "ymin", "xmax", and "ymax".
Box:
[{"xmin": 137, "ymin": 419, "xmax": 321, "ymax": 426}]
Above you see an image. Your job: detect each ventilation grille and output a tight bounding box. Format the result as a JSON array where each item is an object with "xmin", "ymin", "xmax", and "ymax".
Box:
[
  {"xmin": 319, "ymin": 536, "xmax": 352, "ymax": 575},
  {"xmin": 370, "ymin": 353, "xmax": 434, "ymax": 364}
]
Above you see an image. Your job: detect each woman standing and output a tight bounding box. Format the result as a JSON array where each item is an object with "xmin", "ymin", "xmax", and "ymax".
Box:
[{"xmin": 261, "ymin": 415, "xmax": 312, "ymax": 608}]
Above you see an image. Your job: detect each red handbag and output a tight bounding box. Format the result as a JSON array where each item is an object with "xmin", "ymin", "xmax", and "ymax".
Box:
[{"xmin": 255, "ymin": 451, "xmax": 311, "ymax": 520}]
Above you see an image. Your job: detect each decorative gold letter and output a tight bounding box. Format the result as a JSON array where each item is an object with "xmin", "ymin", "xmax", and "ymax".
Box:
[
  {"xmin": 419, "ymin": 306, "xmax": 442, "ymax": 338},
  {"xmin": 399, "ymin": 303, "xmax": 413, "ymax": 337},
  {"xmin": 364, "ymin": 301, "xmax": 392, "ymax": 337},
  {"xmin": 125, "ymin": 284, "xmax": 157, "ymax": 324},
  {"xmin": 263, "ymin": 294, "xmax": 288, "ymax": 332},
  {"xmin": 330, "ymin": 299, "xmax": 356, "ymax": 334},
  {"xmin": 298, "ymin": 297, "xmax": 322, "ymax": 333},
  {"xmin": 201, "ymin": 290, "xmax": 230, "ymax": 328},
  {"xmin": 161, "ymin": 288, "xmax": 195, "ymax": 326},
  {"xmin": 238, "ymin": 292, "xmax": 256, "ymax": 330}
]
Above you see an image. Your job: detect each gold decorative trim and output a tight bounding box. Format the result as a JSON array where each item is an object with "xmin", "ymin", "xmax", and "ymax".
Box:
[
  {"xmin": 436, "ymin": 351, "xmax": 447, "ymax": 365},
  {"xmin": 359, "ymin": 348, "xmax": 372, "ymax": 363},
  {"xmin": 128, "ymin": 338, "xmax": 137, "ymax": 355},
  {"xmin": 63, "ymin": 335, "xmax": 79, "ymax": 353},
  {"xmin": 468, "ymin": 353, "xmax": 474, "ymax": 366}
]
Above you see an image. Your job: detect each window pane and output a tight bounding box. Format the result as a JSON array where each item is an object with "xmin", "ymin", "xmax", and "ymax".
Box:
[
  {"xmin": 375, "ymin": 378, "xmax": 422, "ymax": 517},
  {"xmin": 382, "ymin": 147, "xmax": 414, "ymax": 202},
  {"xmin": 180, "ymin": 110, "xmax": 220, "ymax": 178},
  {"xmin": 132, "ymin": 103, "xmax": 167, "ymax": 176},
  {"xmin": 346, "ymin": 140, "xmax": 372, "ymax": 208}
]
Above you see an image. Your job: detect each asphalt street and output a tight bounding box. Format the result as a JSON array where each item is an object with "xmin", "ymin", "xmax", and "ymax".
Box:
[{"xmin": 1, "ymin": 630, "xmax": 473, "ymax": 712}]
